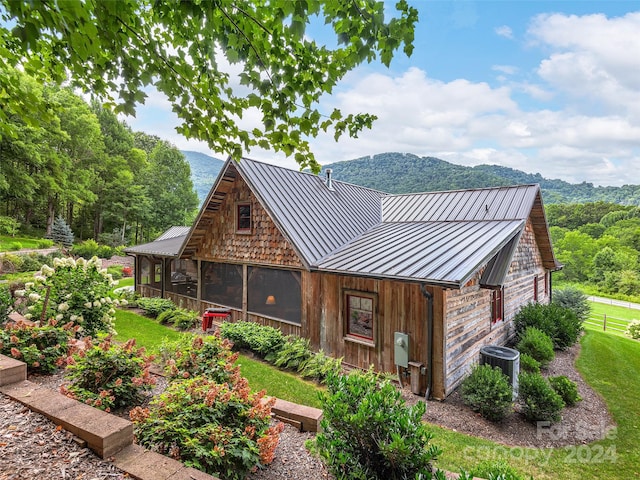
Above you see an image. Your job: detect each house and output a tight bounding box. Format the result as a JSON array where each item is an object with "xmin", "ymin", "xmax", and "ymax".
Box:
[{"xmin": 125, "ymin": 157, "xmax": 560, "ymax": 399}]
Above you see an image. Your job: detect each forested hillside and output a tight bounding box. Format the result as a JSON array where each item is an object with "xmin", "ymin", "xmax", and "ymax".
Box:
[
  {"xmin": 323, "ymin": 152, "xmax": 640, "ymax": 205},
  {"xmin": 181, "ymin": 151, "xmax": 224, "ymax": 202}
]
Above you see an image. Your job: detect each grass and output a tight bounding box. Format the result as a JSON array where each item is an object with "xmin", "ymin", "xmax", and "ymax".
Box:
[
  {"xmin": 431, "ymin": 330, "xmax": 640, "ymax": 479},
  {"xmin": 0, "ymin": 234, "xmax": 48, "ymax": 251},
  {"xmin": 113, "ymin": 309, "xmax": 323, "ymax": 407},
  {"xmin": 585, "ymin": 301, "xmax": 637, "ymax": 337}
]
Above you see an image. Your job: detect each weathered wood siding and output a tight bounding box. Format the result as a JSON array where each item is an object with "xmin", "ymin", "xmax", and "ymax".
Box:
[
  {"xmin": 304, "ymin": 271, "xmax": 445, "ymax": 395},
  {"xmin": 443, "ymin": 219, "xmax": 549, "ymax": 395},
  {"xmin": 195, "ymin": 174, "xmax": 303, "ymax": 268}
]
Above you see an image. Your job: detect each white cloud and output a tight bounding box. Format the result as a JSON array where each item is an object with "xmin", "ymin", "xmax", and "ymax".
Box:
[
  {"xmin": 495, "ymin": 25, "xmax": 514, "ymax": 39},
  {"xmin": 492, "ymin": 65, "xmax": 518, "ymax": 75}
]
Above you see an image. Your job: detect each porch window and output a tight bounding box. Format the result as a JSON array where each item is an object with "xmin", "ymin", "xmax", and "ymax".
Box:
[
  {"xmin": 248, "ymin": 266, "xmax": 301, "ymax": 324},
  {"xmin": 140, "ymin": 257, "xmax": 161, "ymax": 289},
  {"xmin": 237, "ymin": 203, "xmax": 251, "ymax": 232},
  {"xmin": 166, "ymin": 259, "xmax": 198, "ymax": 298},
  {"xmin": 491, "ymin": 287, "xmax": 504, "ymax": 323},
  {"xmin": 202, "ymin": 262, "xmax": 243, "ymax": 309},
  {"xmin": 345, "ymin": 291, "xmax": 376, "ymax": 343}
]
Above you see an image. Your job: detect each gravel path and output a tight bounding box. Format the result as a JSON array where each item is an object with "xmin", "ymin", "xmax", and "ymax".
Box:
[{"xmin": 2, "ymin": 339, "xmax": 612, "ymax": 478}]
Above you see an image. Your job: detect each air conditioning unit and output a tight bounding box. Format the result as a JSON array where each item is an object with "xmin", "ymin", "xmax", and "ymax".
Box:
[{"xmin": 479, "ymin": 345, "xmax": 520, "ymax": 399}]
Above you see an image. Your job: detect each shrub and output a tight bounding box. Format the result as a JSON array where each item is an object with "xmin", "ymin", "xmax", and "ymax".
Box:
[
  {"xmin": 71, "ymin": 239, "xmax": 101, "ymax": 259},
  {"xmin": 37, "ymin": 239, "xmax": 54, "ymax": 249},
  {"xmin": 298, "ymin": 350, "xmax": 343, "ymax": 383},
  {"xmin": 219, "ymin": 321, "xmax": 285, "ymax": 360},
  {"xmin": 13, "ymin": 257, "xmax": 120, "ymax": 337},
  {"xmin": 273, "ymin": 336, "xmax": 313, "ymax": 370},
  {"xmin": 516, "ymin": 327, "xmax": 555, "ymax": 368},
  {"xmin": 137, "ymin": 297, "xmax": 176, "ymax": 318},
  {"xmin": 48, "ymin": 215, "xmax": 74, "ymax": 248},
  {"xmin": 0, "ymin": 216, "xmax": 20, "ymax": 236},
  {"xmin": 106, "ymin": 265, "xmax": 123, "ymax": 280},
  {"xmin": 163, "ymin": 334, "xmax": 239, "ymax": 383},
  {"xmin": 314, "ymin": 369, "xmax": 442, "ymax": 479},
  {"xmin": 156, "ymin": 307, "xmax": 199, "ymax": 330},
  {"xmin": 61, "ymin": 336, "xmax": 155, "ymax": 412},
  {"xmin": 122, "ymin": 266, "xmax": 133, "ymax": 277},
  {"xmin": 131, "ymin": 376, "xmax": 282, "ymax": 480},
  {"xmin": 461, "ymin": 364, "xmax": 513, "ymax": 422},
  {"xmin": 519, "ymin": 353, "xmax": 541, "ymax": 374},
  {"xmin": 0, "ymin": 320, "xmax": 74, "ymax": 373},
  {"xmin": 0, "ymin": 285, "xmax": 11, "ymax": 322},
  {"xmin": 9, "ymin": 242, "xmax": 22, "ymax": 251},
  {"xmin": 518, "ymin": 372, "xmax": 565, "ymax": 423},
  {"xmin": 626, "ymin": 320, "xmax": 640, "ymax": 340},
  {"xmin": 549, "ymin": 375, "xmax": 582, "ymax": 407},
  {"xmin": 514, "ymin": 302, "xmax": 582, "ymax": 350},
  {"xmin": 552, "ymin": 287, "xmax": 591, "ymax": 322},
  {"xmin": 470, "ymin": 460, "xmax": 526, "ymax": 480}
]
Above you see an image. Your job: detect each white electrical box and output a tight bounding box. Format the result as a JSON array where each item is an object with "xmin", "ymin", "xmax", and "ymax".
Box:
[{"xmin": 394, "ymin": 332, "xmax": 409, "ymax": 368}]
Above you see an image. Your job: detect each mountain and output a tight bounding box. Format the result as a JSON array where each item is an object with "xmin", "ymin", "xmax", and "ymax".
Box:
[
  {"xmin": 181, "ymin": 150, "xmax": 225, "ymax": 203},
  {"xmin": 324, "ymin": 152, "xmax": 640, "ymax": 205}
]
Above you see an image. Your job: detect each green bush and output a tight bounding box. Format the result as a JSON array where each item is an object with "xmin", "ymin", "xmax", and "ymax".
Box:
[
  {"xmin": 131, "ymin": 376, "xmax": 282, "ymax": 480},
  {"xmin": 0, "ymin": 320, "xmax": 73, "ymax": 373},
  {"xmin": 298, "ymin": 350, "xmax": 343, "ymax": 383},
  {"xmin": 273, "ymin": 336, "xmax": 313, "ymax": 370},
  {"xmin": 314, "ymin": 369, "xmax": 442, "ymax": 479},
  {"xmin": 9, "ymin": 242, "xmax": 22, "ymax": 251},
  {"xmin": 163, "ymin": 334, "xmax": 239, "ymax": 383},
  {"xmin": 549, "ymin": 375, "xmax": 582, "ymax": 407},
  {"xmin": 62, "ymin": 335, "xmax": 155, "ymax": 412},
  {"xmin": 0, "ymin": 216, "xmax": 20, "ymax": 236},
  {"xmin": 155, "ymin": 308, "xmax": 198, "ymax": 330},
  {"xmin": 518, "ymin": 372, "xmax": 565, "ymax": 423},
  {"xmin": 218, "ymin": 321, "xmax": 286, "ymax": 360},
  {"xmin": 470, "ymin": 460, "xmax": 527, "ymax": 480},
  {"xmin": 137, "ymin": 297, "xmax": 176, "ymax": 318},
  {"xmin": 514, "ymin": 302, "xmax": 582, "ymax": 350},
  {"xmin": 516, "ymin": 327, "xmax": 555, "ymax": 368},
  {"xmin": 0, "ymin": 285, "xmax": 11, "ymax": 322},
  {"xmin": 626, "ymin": 320, "xmax": 640, "ymax": 340},
  {"xmin": 552, "ymin": 287, "xmax": 591, "ymax": 322},
  {"xmin": 37, "ymin": 239, "xmax": 54, "ymax": 249},
  {"xmin": 461, "ymin": 364, "xmax": 513, "ymax": 422},
  {"xmin": 519, "ymin": 353, "xmax": 541, "ymax": 374}
]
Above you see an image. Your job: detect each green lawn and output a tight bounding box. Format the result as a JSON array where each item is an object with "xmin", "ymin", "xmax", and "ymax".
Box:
[
  {"xmin": 585, "ymin": 301, "xmax": 637, "ymax": 337},
  {"xmin": 0, "ymin": 235, "xmax": 49, "ymax": 251},
  {"xmin": 432, "ymin": 330, "xmax": 640, "ymax": 479},
  {"xmin": 113, "ymin": 309, "xmax": 322, "ymax": 407}
]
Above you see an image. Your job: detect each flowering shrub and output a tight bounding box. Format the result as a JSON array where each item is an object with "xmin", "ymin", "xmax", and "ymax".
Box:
[
  {"xmin": 122, "ymin": 266, "xmax": 133, "ymax": 277},
  {"xmin": 13, "ymin": 256, "xmax": 121, "ymax": 337},
  {"xmin": 626, "ymin": 320, "xmax": 640, "ymax": 340},
  {"xmin": 61, "ymin": 335, "xmax": 155, "ymax": 412},
  {"xmin": 131, "ymin": 375, "xmax": 283, "ymax": 480},
  {"xmin": 0, "ymin": 319, "xmax": 74, "ymax": 373},
  {"xmin": 162, "ymin": 334, "xmax": 239, "ymax": 383}
]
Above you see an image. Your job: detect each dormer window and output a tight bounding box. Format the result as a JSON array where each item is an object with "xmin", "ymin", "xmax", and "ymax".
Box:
[{"xmin": 237, "ymin": 203, "xmax": 251, "ymax": 233}]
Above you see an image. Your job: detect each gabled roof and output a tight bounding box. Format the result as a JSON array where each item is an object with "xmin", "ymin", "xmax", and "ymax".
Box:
[
  {"xmin": 124, "ymin": 227, "xmax": 189, "ymax": 257},
  {"xmin": 175, "ymin": 157, "xmax": 560, "ymax": 288},
  {"xmin": 180, "ymin": 157, "xmax": 386, "ymax": 266}
]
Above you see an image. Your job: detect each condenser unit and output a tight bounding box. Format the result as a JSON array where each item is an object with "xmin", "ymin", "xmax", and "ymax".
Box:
[{"xmin": 479, "ymin": 345, "xmax": 520, "ymax": 399}]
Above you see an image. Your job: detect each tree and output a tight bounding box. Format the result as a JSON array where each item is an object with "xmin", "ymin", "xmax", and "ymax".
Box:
[
  {"xmin": 1, "ymin": 1, "xmax": 418, "ymax": 172},
  {"xmin": 49, "ymin": 215, "xmax": 74, "ymax": 247}
]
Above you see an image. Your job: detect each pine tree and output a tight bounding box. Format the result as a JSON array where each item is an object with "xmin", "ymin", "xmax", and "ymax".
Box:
[{"xmin": 49, "ymin": 215, "xmax": 74, "ymax": 248}]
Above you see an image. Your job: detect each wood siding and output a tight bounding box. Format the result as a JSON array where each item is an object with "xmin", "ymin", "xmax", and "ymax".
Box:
[
  {"xmin": 443, "ymin": 219, "xmax": 549, "ymax": 396},
  {"xmin": 304, "ymin": 272, "xmax": 445, "ymax": 396},
  {"xmin": 194, "ymin": 174, "xmax": 303, "ymax": 268}
]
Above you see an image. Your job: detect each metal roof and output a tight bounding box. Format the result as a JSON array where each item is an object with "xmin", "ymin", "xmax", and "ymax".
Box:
[
  {"xmin": 382, "ymin": 184, "xmax": 539, "ymax": 222},
  {"xmin": 124, "ymin": 227, "xmax": 188, "ymax": 257},
  {"xmin": 314, "ymin": 220, "xmax": 524, "ymax": 287}
]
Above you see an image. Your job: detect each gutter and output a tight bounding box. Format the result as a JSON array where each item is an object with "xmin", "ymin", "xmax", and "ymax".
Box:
[{"xmin": 420, "ymin": 284, "xmax": 434, "ymax": 400}]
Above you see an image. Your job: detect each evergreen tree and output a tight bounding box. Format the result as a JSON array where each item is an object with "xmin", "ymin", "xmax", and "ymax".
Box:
[{"xmin": 49, "ymin": 215, "xmax": 74, "ymax": 247}]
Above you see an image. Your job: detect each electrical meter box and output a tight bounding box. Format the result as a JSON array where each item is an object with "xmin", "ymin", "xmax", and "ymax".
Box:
[{"xmin": 394, "ymin": 332, "xmax": 409, "ymax": 368}]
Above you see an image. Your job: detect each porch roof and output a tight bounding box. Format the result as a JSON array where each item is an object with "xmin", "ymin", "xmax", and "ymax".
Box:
[{"xmin": 124, "ymin": 227, "xmax": 189, "ymax": 257}]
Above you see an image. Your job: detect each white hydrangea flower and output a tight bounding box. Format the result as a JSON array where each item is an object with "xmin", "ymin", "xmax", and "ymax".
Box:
[
  {"xmin": 53, "ymin": 257, "xmax": 63, "ymax": 267},
  {"xmin": 14, "ymin": 290, "xmax": 25, "ymax": 297},
  {"xmin": 58, "ymin": 303, "xmax": 69, "ymax": 312},
  {"xmin": 93, "ymin": 300, "xmax": 101, "ymax": 307},
  {"xmin": 24, "ymin": 314, "xmax": 32, "ymax": 320},
  {"xmin": 70, "ymin": 315, "xmax": 78, "ymax": 322},
  {"xmin": 25, "ymin": 282, "xmax": 34, "ymax": 289},
  {"xmin": 84, "ymin": 302, "xmax": 93, "ymax": 308},
  {"xmin": 108, "ymin": 308, "xmax": 116, "ymax": 315},
  {"xmin": 27, "ymin": 306, "xmax": 35, "ymax": 311},
  {"xmin": 76, "ymin": 257, "xmax": 86, "ymax": 267},
  {"xmin": 100, "ymin": 298, "xmax": 107, "ymax": 304},
  {"xmin": 105, "ymin": 297, "xmax": 113, "ymax": 304},
  {"xmin": 55, "ymin": 314, "xmax": 63, "ymax": 321},
  {"xmin": 34, "ymin": 275, "xmax": 46, "ymax": 282},
  {"xmin": 28, "ymin": 293, "xmax": 41, "ymax": 302},
  {"xmin": 41, "ymin": 265, "xmax": 55, "ymax": 276}
]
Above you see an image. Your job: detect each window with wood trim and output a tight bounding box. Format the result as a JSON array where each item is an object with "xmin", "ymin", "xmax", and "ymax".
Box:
[
  {"xmin": 491, "ymin": 287, "xmax": 504, "ymax": 323},
  {"xmin": 236, "ymin": 203, "xmax": 251, "ymax": 232},
  {"xmin": 533, "ymin": 276, "xmax": 539, "ymax": 302},
  {"xmin": 345, "ymin": 291, "xmax": 376, "ymax": 343}
]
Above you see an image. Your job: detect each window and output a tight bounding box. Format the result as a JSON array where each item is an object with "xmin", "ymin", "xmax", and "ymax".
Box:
[
  {"xmin": 533, "ymin": 276, "xmax": 539, "ymax": 302},
  {"xmin": 491, "ymin": 287, "xmax": 504, "ymax": 323},
  {"xmin": 140, "ymin": 257, "xmax": 162, "ymax": 289},
  {"xmin": 237, "ymin": 203, "xmax": 251, "ymax": 232},
  {"xmin": 202, "ymin": 262, "xmax": 243, "ymax": 309},
  {"xmin": 345, "ymin": 292, "xmax": 376, "ymax": 343},
  {"xmin": 247, "ymin": 267, "xmax": 301, "ymax": 324}
]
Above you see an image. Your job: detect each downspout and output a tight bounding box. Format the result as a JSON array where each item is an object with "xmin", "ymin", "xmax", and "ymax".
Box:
[{"xmin": 420, "ymin": 284, "xmax": 433, "ymax": 401}]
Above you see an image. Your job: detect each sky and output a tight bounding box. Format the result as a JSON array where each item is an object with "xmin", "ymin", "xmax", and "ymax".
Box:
[{"xmin": 125, "ymin": 1, "xmax": 640, "ymax": 187}]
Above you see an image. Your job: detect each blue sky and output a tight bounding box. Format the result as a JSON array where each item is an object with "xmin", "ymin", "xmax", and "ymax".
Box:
[{"xmin": 126, "ymin": 1, "xmax": 640, "ymax": 187}]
